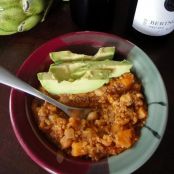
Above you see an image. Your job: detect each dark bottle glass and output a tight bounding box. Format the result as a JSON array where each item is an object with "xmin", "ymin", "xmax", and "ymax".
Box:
[
  {"xmin": 112, "ymin": 0, "xmax": 174, "ymax": 40},
  {"xmin": 70, "ymin": 0, "xmax": 115, "ymax": 31},
  {"xmin": 111, "ymin": 0, "xmax": 138, "ymax": 36}
]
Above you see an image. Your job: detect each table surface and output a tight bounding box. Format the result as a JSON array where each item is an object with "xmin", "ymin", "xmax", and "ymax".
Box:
[{"xmin": 0, "ymin": 2, "xmax": 174, "ymax": 174}]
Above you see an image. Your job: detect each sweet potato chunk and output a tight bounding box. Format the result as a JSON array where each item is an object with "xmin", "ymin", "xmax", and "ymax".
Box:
[{"xmin": 116, "ymin": 129, "xmax": 133, "ymax": 148}]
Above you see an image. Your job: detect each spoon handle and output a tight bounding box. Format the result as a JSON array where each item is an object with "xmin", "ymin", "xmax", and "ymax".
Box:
[{"xmin": 0, "ymin": 66, "xmax": 71, "ymax": 114}]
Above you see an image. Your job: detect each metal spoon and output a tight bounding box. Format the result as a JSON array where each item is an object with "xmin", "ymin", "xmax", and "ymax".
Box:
[{"xmin": 0, "ymin": 66, "xmax": 90, "ymax": 118}]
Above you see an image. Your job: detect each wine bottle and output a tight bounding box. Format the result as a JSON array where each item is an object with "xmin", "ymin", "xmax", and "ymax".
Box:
[
  {"xmin": 132, "ymin": 0, "xmax": 174, "ymax": 36},
  {"xmin": 112, "ymin": 0, "xmax": 174, "ymax": 40}
]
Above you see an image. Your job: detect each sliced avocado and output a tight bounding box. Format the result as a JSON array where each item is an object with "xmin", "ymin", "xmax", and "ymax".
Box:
[
  {"xmin": 105, "ymin": 60, "xmax": 133, "ymax": 78},
  {"xmin": 50, "ymin": 50, "xmax": 91, "ymax": 62},
  {"xmin": 37, "ymin": 72, "xmax": 109, "ymax": 94},
  {"xmin": 49, "ymin": 60, "xmax": 132, "ymax": 81},
  {"xmin": 49, "ymin": 62, "xmax": 86, "ymax": 81},
  {"xmin": 38, "ymin": 46, "xmax": 132, "ymax": 94},
  {"xmin": 37, "ymin": 59, "xmax": 132, "ymax": 94},
  {"xmin": 49, "ymin": 47, "xmax": 115, "ymax": 62},
  {"xmin": 94, "ymin": 47, "xmax": 116, "ymax": 60}
]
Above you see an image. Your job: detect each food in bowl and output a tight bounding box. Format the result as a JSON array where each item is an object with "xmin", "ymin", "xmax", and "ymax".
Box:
[{"xmin": 32, "ymin": 47, "xmax": 147, "ymax": 161}]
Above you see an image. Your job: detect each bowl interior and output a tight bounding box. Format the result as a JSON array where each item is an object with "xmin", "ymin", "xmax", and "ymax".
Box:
[
  {"xmin": 10, "ymin": 31, "xmax": 168, "ymax": 174},
  {"xmin": 25, "ymin": 43, "xmax": 131, "ymax": 163}
]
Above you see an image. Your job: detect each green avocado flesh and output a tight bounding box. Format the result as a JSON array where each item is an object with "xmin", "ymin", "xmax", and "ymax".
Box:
[
  {"xmin": 50, "ymin": 47, "xmax": 115, "ymax": 62},
  {"xmin": 49, "ymin": 60, "xmax": 132, "ymax": 81},
  {"xmin": 38, "ymin": 72, "xmax": 109, "ymax": 94},
  {"xmin": 38, "ymin": 47, "xmax": 132, "ymax": 94}
]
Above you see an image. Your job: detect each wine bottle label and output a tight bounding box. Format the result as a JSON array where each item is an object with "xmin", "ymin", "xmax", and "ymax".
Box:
[{"xmin": 133, "ymin": 0, "xmax": 174, "ymax": 36}]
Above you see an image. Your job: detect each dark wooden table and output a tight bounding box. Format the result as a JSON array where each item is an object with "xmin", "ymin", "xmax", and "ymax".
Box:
[{"xmin": 0, "ymin": 2, "xmax": 174, "ymax": 174}]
